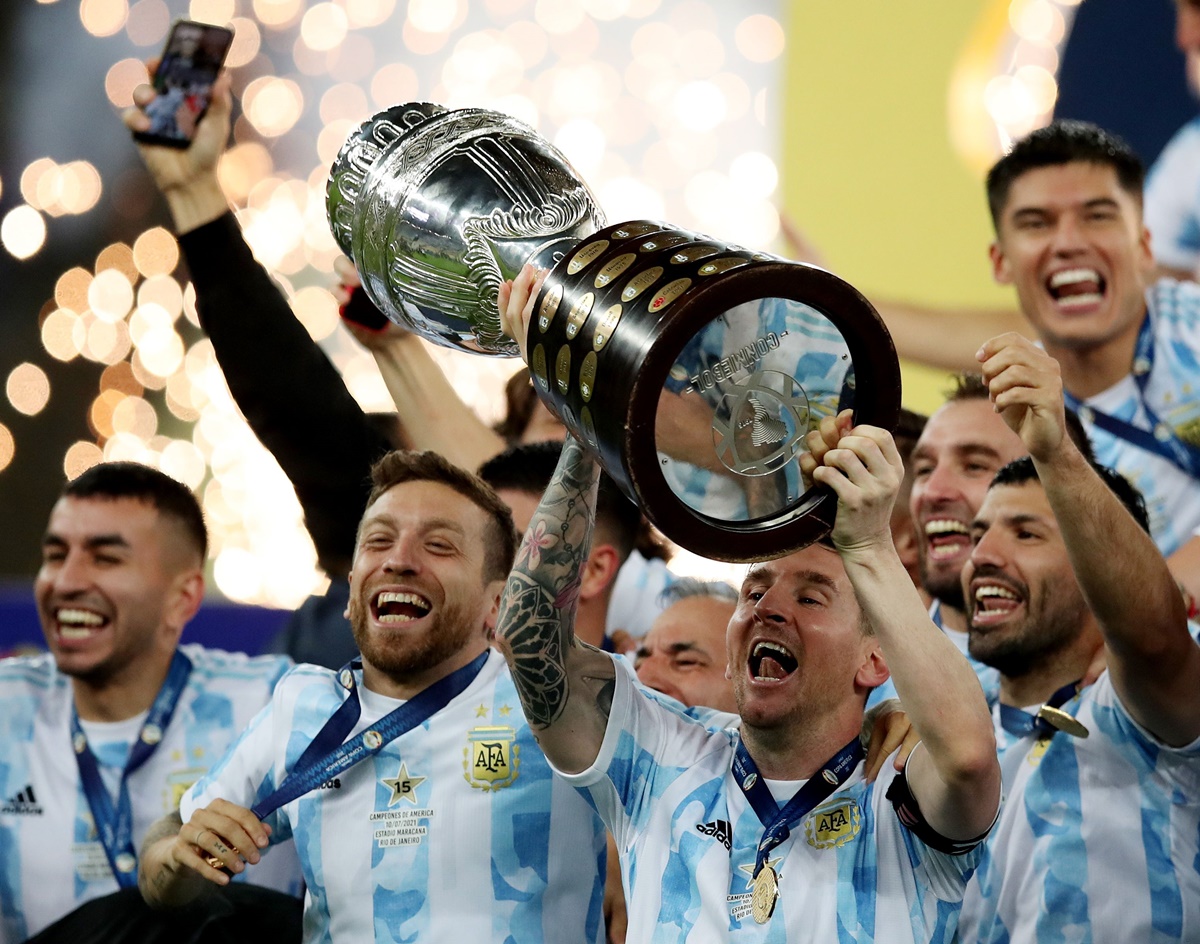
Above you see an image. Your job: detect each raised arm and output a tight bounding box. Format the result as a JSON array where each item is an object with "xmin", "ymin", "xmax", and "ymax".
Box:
[
  {"xmin": 776, "ymin": 211, "xmax": 1024, "ymax": 372},
  {"xmin": 123, "ymin": 65, "xmax": 394, "ymax": 576},
  {"xmin": 980, "ymin": 333, "xmax": 1200, "ymax": 745},
  {"xmin": 334, "ymin": 260, "xmax": 508, "ymax": 471},
  {"xmin": 492, "ymin": 267, "xmax": 617, "ymax": 773},
  {"xmin": 809, "ymin": 414, "xmax": 1000, "ymax": 840}
]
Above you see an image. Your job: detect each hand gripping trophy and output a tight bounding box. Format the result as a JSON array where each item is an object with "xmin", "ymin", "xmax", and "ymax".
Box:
[{"xmin": 327, "ymin": 103, "xmax": 900, "ymax": 562}]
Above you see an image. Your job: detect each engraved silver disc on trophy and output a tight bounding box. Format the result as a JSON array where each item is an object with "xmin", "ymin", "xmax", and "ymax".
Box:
[
  {"xmin": 532, "ymin": 221, "xmax": 900, "ymax": 562},
  {"xmin": 328, "ymin": 105, "xmax": 901, "ymax": 562}
]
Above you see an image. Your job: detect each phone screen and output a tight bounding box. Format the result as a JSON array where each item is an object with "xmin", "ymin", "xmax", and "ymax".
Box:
[{"xmin": 134, "ymin": 20, "xmax": 233, "ymax": 148}]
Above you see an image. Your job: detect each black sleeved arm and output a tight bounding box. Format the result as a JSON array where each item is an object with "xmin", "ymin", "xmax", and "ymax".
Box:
[{"xmin": 178, "ymin": 213, "xmax": 395, "ymax": 576}]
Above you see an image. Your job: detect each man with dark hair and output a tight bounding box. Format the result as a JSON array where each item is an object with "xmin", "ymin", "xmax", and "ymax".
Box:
[
  {"xmin": 959, "ymin": 332, "xmax": 1200, "ymax": 943},
  {"xmin": 494, "ymin": 267, "xmax": 1001, "ymax": 942},
  {"xmin": 908, "ymin": 374, "xmax": 1029, "ymax": 663},
  {"xmin": 844, "ymin": 117, "xmax": 1200, "ymax": 604},
  {"xmin": 480, "ymin": 441, "xmax": 666, "ymax": 651},
  {"xmin": 909, "ymin": 370, "xmax": 1096, "ymax": 659},
  {"xmin": 984, "ymin": 120, "xmax": 1148, "ymax": 228},
  {"xmin": 139, "ymin": 450, "xmax": 609, "ymax": 943},
  {"xmin": 0, "ymin": 462, "xmax": 299, "ymax": 943},
  {"xmin": 985, "ymin": 119, "xmax": 1200, "ymax": 601}
]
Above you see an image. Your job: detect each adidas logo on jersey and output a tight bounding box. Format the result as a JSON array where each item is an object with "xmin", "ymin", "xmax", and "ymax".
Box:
[
  {"xmin": 2, "ymin": 785, "xmax": 43, "ymax": 815},
  {"xmin": 696, "ymin": 819, "xmax": 732, "ymax": 850}
]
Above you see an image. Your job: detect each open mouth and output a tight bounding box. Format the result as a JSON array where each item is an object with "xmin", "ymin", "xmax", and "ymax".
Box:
[
  {"xmin": 1047, "ymin": 268, "xmax": 1105, "ymax": 311},
  {"xmin": 971, "ymin": 582, "xmax": 1023, "ymax": 625},
  {"xmin": 748, "ymin": 640, "xmax": 798, "ymax": 683},
  {"xmin": 924, "ymin": 518, "xmax": 971, "ymax": 561},
  {"xmin": 372, "ymin": 591, "xmax": 431, "ymax": 624},
  {"xmin": 54, "ymin": 607, "xmax": 109, "ymax": 641}
]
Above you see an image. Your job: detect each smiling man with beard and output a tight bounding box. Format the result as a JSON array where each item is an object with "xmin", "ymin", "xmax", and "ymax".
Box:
[
  {"xmin": 490, "ymin": 267, "xmax": 1001, "ymax": 943},
  {"xmin": 957, "ymin": 333, "xmax": 1200, "ymax": 944},
  {"xmin": 908, "ymin": 376, "xmax": 1028, "ymax": 648},
  {"xmin": 138, "ymin": 450, "xmax": 609, "ymax": 944}
]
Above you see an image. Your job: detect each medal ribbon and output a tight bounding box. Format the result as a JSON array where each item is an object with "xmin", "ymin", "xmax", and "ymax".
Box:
[
  {"xmin": 71, "ymin": 649, "xmax": 193, "ymax": 888},
  {"xmin": 249, "ymin": 650, "xmax": 489, "ymax": 820},
  {"xmin": 733, "ymin": 735, "xmax": 863, "ymax": 878},
  {"xmin": 1063, "ymin": 313, "xmax": 1200, "ymax": 479},
  {"xmin": 997, "ymin": 679, "xmax": 1081, "ymax": 738}
]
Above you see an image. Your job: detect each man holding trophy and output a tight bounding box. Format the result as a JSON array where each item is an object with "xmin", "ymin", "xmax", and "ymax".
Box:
[
  {"xmin": 490, "ymin": 263, "xmax": 1001, "ymax": 941},
  {"xmin": 325, "ymin": 102, "xmax": 902, "ymax": 564},
  {"xmin": 133, "ymin": 89, "xmax": 961, "ymax": 941},
  {"xmin": 321, "ymin": 97, "xmax": 998, "ymax": 939}
]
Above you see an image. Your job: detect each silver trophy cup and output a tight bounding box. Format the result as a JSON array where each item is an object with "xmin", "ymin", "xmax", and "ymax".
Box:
[{"xmin": 327, "ymin": 103, "xmax": 901, "ymax": 562}]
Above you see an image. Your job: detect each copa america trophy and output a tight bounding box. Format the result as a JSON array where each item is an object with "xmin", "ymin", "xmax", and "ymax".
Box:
[{"xmin": 327, "ymin": 103, "xmax": 901, "ymax": 562}]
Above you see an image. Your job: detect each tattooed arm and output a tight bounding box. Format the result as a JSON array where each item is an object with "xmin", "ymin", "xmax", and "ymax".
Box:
[{"xmin": 494, "ymin": 434, "xmax": 619, "ymax": 773}]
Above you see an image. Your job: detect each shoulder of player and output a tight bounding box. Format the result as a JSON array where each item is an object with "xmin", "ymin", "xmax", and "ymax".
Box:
[
  {"xmin": 1147, "ymin": 278, "xmax": 1200, "ymax": 339},
  {"xmin": 179, "ymin": 643, "xmax": 294, "ymax": 688},
  {"xmin": 1148, "ymin": 116, "xmax": 1200, "ymax": 180},
  {"xmin": 0, "ymin": 652, "xmax": 59, "ymax": 694},
  {"xmin": 1075, "ymin": 672, "xmax": 1200, "ymax": 763}
]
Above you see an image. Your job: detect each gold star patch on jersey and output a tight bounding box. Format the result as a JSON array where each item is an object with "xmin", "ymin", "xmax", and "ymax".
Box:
[
  {"xmin": 463, "ymin": 725, "xmax": 519, "ymax": 791},
  {"xmin": 804, "ymin": 797, "xmax": 860, "ymax": 848},
  {"xmin": 382, "ymin": 762, "xmax": 426, "ymax": 805},
  {"xmin": 737, "ymin": 856, "xmax": 782, "ymax": 887}
]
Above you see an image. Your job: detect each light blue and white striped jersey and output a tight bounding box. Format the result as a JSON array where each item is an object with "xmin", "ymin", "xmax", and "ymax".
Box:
[
  {"xmin": 960, "ymin": 672, "xmax": 1200, "ymax": 944},
  {"xmin": 1075, "ymin": 280, "xmax": 1200, "ymax": 557},
  {"xmin": 182, "ymin": 649, "xmax": 607, "ymax": 944},
  {"xmin": 558, "ymin": 664, "xmax": 988, "ymax": 943},
  {"xmin": 1145, "ymin": 118, "xmax": 1200, "ymax": 274},
  {"xmin": 0, "ymin": 644, "xmax": 300, "ymax": 943}
]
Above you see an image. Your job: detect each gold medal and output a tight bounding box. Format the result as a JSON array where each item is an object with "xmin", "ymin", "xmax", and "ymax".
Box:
[
  {"xmin": 1036, "ymin": 705, "xmax": 1089, "ymax": 739},
  {"xmin": 750, "ymin": 864, "xmax": 778, "ymax": 924}
]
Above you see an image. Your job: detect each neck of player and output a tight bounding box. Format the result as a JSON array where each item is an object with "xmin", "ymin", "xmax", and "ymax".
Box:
[
  {"xmin": 1043, "ymin": 314, "xmax": 1142, "ymax": 400},
  {"xmin": 360, "ymin": 640, "xmax": 491, "ymax": 701},
  {"xmin": 741, "ymin": 710, "xmax": 862, "ymax": 782},
  {"xmin": 997, "ymin": 638, "xmax": 1102, "ymax": 709},
  {"xmin": 72, "ymin": 656, "xmax": 174, "ymax": 723}
]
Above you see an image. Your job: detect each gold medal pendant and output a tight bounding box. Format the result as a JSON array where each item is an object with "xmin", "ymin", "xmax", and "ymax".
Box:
[
  {"xmin": 1036, "ymin": 705, "xmax": 1089, "ymax": 739},
  {"xmin": 750, "ymin": 864, "xmax": 779, "ymax": 924}
]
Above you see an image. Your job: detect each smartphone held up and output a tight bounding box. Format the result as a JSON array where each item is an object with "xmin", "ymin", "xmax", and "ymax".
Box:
[{"xmin": 133, "ymin": 20, "xmax": 233, "ymax": 148}]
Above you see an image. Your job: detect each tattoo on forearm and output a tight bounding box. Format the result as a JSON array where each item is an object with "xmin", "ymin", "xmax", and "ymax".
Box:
[
  {"xmin": 501, "ymin": 574, "xmax": 569, "ymax": 727},
  {"xmin": 498, "ymin": 439, "xmax": 599, "ymax": 729}
]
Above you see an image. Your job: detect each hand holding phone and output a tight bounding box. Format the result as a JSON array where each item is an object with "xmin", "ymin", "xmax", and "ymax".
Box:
[{"xmin": 133, "ymin": 20, "xmax": 233, "ymax": 149}]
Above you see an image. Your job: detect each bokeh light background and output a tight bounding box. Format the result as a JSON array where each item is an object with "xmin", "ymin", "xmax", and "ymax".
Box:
[{"xmin": 0, "ymin": 0, "xmax": 1139, "ymax": 608}]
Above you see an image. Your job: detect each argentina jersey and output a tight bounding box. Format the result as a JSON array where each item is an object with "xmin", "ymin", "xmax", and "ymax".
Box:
[
  {"xmin": 0, "ymin": 645, "xmax": 298, "ymax": 944},
  {"xmin": 182, "ymin": 649, "xmax": 606, "ymax": 944},
  {"xmin": 960, "ymin": 672, "xmax": 1200, "ymax": 944},
  {"xmin": 557, "ymin": 665, "xmax": 986, "ymax": 943},
  {"xmin": 1145, "ymin": 117, "xmax": 1200, "ymax": 274},
  {"xmin": 1077, "ymin": 280, "xmax": 1200, "ymax": 557}
]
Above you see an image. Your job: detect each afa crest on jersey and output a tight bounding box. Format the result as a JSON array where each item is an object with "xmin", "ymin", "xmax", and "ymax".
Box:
[
  {"xmin": 463, "ymin": 725, "xmax": 519, "ymax": 791},
  {"xmin": 804, "ymin": 797, "xmax": 861, "ymax": 849}
]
